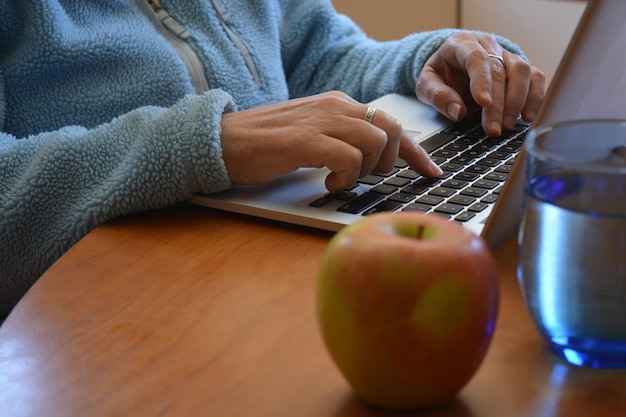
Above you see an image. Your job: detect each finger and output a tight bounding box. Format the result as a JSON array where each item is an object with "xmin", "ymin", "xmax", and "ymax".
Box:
[
  {"xmin": 520, "ymin": 67, "xmax": 547, "ymax": 122},
  {"xmin": 319, "ymin": 108, "xmax": 442, "ymax": 189},
  {"xmin": 291, "ymin": 131, "xmax": 364, "ymax": 191},
  {"xmin": 318, "ymin": 113, "xmax": 389, "ymax": 178},
  {"xmin": 416, "ymin": 66, "xmax": 468, "ymax": 122},
  {"xmin": 366, "ymin": 107, "xmax": 448, "ymax": 177},
  {"xmin": 398, "ymin": 131, "xmax": 443, "ymax": 178},
  {"xmin": 329, "ymin": 107, "xmax": 408, "ymax": 176},
  {"xmin": 480, "ymin": 51, "xmax": 507, "ymax": 137},
  {"xmin": 464, "ymin": 45, "xmax": 500, "ymax": 109},
  {"xmin": 499, "ymin": 53, "xmax": 531, "ymax": 130},
  {"xmin": 364, "ymin": 108, "xmax": 402, "ymax": 174},
  {"xmin": 293, "ymin": 110, "xmax": 392, "ymax": 190},
  {"xmin": 319, "ymin": 140, "xmax": 364, "ymax": 191}
]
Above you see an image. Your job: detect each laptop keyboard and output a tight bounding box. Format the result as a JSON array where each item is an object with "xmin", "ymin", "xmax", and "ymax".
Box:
[{"xmin": 309, "ymin": 113, "xmax": 530, "ymax": 224}]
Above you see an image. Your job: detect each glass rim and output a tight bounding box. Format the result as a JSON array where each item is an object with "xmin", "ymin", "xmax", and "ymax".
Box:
[{"xmin": 526, "ymin": 119, "xmax": 626, "ymax": 174}]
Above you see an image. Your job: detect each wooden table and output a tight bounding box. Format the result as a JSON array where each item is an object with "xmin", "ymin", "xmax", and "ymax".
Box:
[{"xmin": 1, "ymin": 203, "xmax": 625, "ymax": 416}]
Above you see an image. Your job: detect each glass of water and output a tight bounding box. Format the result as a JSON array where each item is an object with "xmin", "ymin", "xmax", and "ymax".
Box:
[{"xmin": 519, "ymin": 120, "xmax": 626, "ymax": 369}]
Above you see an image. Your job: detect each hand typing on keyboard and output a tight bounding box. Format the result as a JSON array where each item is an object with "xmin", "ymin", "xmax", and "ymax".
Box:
[
  {"xmin": 221, "ymin": 91, "xmax": 443, "ymax": 191},
  {"xmin": 310, "ymin": 114, "xmax": 530, "ymax": 227},
  {"xmin": 416, "ymin": 32, "xmax": 545, "ymax": 138}
]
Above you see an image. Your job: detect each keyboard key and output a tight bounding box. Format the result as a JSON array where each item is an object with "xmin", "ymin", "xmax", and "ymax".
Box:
[
  {"xmin": 440, "ymin": 162, "xmax": 464, "ymax": 172},
  {"xmin": 454, "ymin": 211, "xmax": 476, "ymax": 222},
  {"xmin": 415, "ymin": 177, "xmax": 441, "ymax": 186},
  {"xmin": 403, "ymin": 203, "xmax": 432, "ymax": 212},
  {"xmin": 457, "ymin": 136, "xmax": 480, "ymax": 145},
  {"xmin": 464, "ymin": 165, "xmax": 491, "ymax": 175},
  {"xmin": 384, "ymin": 177, "xmax": 411, "ymax": 187},
  {"xmin": 431, "ymin": 156, "xmax": 447, "ymax": 165},
  {"xmin": 444, "ymin": 142, "xmax": 471, "ymax": 151},
  {"xmin": 370, "ymin": 184, "xmax": 398, "ymax": 195},
  {"xmin": 473, "ymin": 143, "xmax": 497, "ymax": 152},
  {"xmin": 416, "ymin": 195, "xmax": 445, "ymax": 206},
  {"xmin": 420, "ymin": 133, "xmax": 456, "ymax": 153},
  {"xmin": 450, "ymin": 155, "xmax": 476, "ymax": 165},
  {"xmin": 338, "ymin": 192, "xmax": 384, "ymax": 214},
  {"xmin": 433, "ymin": 149, "xmax": 458, "ymax": 158},
  {"xmin": 500, "ymin": 144, "xmax": 521, "ymax": 153},
  {"xmin": 483, "ymin": 137, "xmax": 505, "ymax": 148},
  {"xmin": 475, "ymin": 158, "xmax": 501, "ymax": 168},
  {"xmin": 461, "ymin": 187, "xmax": 488, "ymax": 198},
  {"xmin": 473, "ymin": 179, "xmax": 499, "ymax": 190},
  {"xmin": 429, "ymin": 187, "xmax": 456, "ymax": 197},
  {"xmin": 358, "ymin": 174, "xmax": 385, "ymax": 185},
  {"xmin": 494, "ymin": 164, "xmax": 513, "ymax": 174},
  {"xmin": 455, "ymin": 211, "xmax": 476, "ymax": 222},
  {"xmin": 396, "ymin": 169, "xmax": 419, "ymax": 180},
  {"xmin": 402, "ymin": 183, "xmax": 429, "ymax": 195},
  {"xmin": 388, "ymin": 192, "xmax": 416, "ymax": 204},
  {"xmin": 443, "ymin": 114, "xmax": 481, "ymax": 136},
  {"xmin": 454, "ymin": 172, "xmax": 480, "ymax": 181},
  {"xmin": 485, "ymin": 172, "xmax": 508, "ymax": 182},
  {"xmin": 436, "ymin": 170, "xmax": 454, "ymax": 179},
  {"xmin": 466, "ymin": 128, "xmax": 488, "ymax": 139},
  {"xmin": 481, "ymin": 194, "xmax": 499, "ymax": 204},
  {"xmin": 448, "ymin": 195, "xmax": 476, "ymax": 206},
  {"xmin": 442, "ymin": 179, "xmax": 469, "ymax": 189},
  {"xmin": 469, "ymin": 202, "xmax": 490, "ymax": 212},
  {"xmin": 487, "ymin": 150, "xmax": 513, "ymax": 160},
  {"xmin": 326, "ymin": 190, "xmax": 358, "ymax": 201},
  {"xmin": 461, "ymin": 149, "xmax": 486, "ymax": 159},
  {"xmin": 363, "ymin": 200, "xmax": 404, "ymax": 215},
  {"xmin": 435, "ymin": 203, "xmax": 464, "ymax": 215}
]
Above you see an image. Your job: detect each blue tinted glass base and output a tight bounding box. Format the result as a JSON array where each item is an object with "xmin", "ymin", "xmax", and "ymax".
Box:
[{"xmin": 547, "ymin": 336, "xmax": 626, "ymax": 369}]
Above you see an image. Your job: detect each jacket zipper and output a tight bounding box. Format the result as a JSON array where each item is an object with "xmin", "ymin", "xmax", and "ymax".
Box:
[
  {"xmin": 140, "ymin": 0, "xmax": 262, "ymax": 90},
  {"xmin": 208, "ymin": 0, "xmax": 261, "ymax": 87},
  {"xmin": 139, "ymin": 0, "xmax": 210, "ymax": 93}
]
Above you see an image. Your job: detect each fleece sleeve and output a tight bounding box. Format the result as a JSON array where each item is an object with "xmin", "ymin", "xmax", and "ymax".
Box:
[
  {"xmin": 279, "ymin": 0, "xmax": 526, "ymax": 104},
  {"xmin": 0, "ymin": 89, "xmax": 234, "ymax": 317}
]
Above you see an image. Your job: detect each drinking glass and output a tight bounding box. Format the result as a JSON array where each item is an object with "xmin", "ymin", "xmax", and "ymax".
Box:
[{"xmin": 518, "ymin": 120, "xmax": 626, "ymax": 369}]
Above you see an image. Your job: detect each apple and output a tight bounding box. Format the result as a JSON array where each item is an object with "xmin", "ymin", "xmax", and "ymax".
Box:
[{"xmin": 316, "ymin": 211, "xmax": 499, "ymax": 410}]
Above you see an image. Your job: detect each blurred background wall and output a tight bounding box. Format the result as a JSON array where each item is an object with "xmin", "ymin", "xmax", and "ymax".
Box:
[{"xmin": 331, "ymin": 0, "xmax": 588, "ymax": 79}]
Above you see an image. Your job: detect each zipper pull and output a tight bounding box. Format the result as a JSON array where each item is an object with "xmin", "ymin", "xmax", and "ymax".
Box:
[{"xmin": 147, "ymin": 0, "xmax": 190, "ymax": 40}]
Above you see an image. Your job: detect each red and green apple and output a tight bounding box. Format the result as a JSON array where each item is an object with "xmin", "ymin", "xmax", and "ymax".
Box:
[{"xmin": 316, "ymin": 211, "xmax": 500, "ymax": 410}]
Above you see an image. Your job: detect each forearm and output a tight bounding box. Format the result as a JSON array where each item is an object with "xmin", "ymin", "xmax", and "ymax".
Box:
[
  {"xmin": 280, "ymin": 0, "xmax": 526, "ymax": 104},
  {"xmin": 0, "ymin": 90, "xmax": 234, "ymax": 315}
]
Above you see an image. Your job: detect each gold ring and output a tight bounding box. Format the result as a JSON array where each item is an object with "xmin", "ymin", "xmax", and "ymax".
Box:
[
  {"xmin": 487, "ymin": 53, "xmax": 505, "ymax": 66},
  {"xmin": 363, "ymin": 106, "xmax": 376, "ymax": 123}
]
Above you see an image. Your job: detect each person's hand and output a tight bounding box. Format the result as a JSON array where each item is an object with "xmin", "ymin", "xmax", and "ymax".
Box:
[
  {"xmin": 416, "ymin": 32, "xmax": 546, "ymax": 137},
  {"xmin": 220, "ymin": 91, "xmax": 442, "ymax": 191}
]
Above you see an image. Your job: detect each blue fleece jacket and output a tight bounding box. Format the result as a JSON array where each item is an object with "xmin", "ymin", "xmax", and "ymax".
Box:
[{"xmin": 0, "ymin": 0, "xmax": 523, "ymax": 318}]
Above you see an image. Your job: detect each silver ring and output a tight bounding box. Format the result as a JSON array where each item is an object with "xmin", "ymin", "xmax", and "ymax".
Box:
[
  {"xmin": 487, "ymin": 53, "xmax": 505, "ymax": 66},
  {"xmin": 363, "ymin": 106, "xmax": 376, "ymax": 123}
]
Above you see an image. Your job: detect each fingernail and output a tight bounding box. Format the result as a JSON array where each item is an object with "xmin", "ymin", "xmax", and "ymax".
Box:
[
  {"xmin": 447, "ymin": 103, "xmax": 462, "ymax": 121},
  {"xmin": 490, "ymin": 120, "xmax": 502, "ymax": 136},
  {"xmin": 429, "ymin": 159, "xmax": 444, "ymax": 176}
]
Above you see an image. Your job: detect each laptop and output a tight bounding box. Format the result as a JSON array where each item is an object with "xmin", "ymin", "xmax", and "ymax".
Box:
[{"xmin": 190, "ymin": 0, "xmax": 620, "ymax": 248}]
